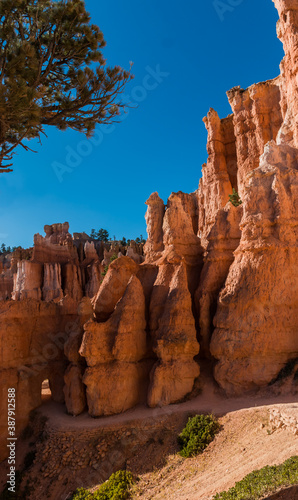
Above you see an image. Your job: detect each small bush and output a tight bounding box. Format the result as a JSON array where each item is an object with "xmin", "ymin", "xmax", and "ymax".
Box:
[
  {"xmin": 109, "ymin": 254, "xmax": 118, "ymax": 263},
  {"xmin": 71, "ymin": 470, "xmax": 134, "ymax": 500},
  {"xmin": 213, "ymin": 456, "xmax": 298, "ymax": 499},
  {"xmin": 101, "ymin": 254, "xmax": 118, "ymax": 281},
  {"xmin": 71, "ymin": 489, "xmax": 93, "ymax": 500},
  {"xmin": 229, "ymin": 188, "xmax": 242, "ymax": 207},
  {"xmin": 178, "ymin": 414, "xmax": 220, "ymax": 458}
]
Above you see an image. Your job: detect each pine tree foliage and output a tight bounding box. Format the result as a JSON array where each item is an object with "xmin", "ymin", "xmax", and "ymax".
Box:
[{"xmin": 0, "ymin": 0, "xmax": 133, "ymax": 172}]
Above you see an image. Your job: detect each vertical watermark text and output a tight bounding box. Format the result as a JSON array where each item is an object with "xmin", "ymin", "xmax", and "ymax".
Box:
[{"xmin": 7, "ymin": 388, "xmax": 17, "ymax": 493}]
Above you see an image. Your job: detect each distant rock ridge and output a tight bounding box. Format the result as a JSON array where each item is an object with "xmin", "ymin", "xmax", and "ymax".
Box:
[
  {"xmin": 0, "ymin": 223, "xmax": 145, "ymax": 302},
  {"xmin": 0, "ymin": 0, "xmax": 297, "ymax": 462}
]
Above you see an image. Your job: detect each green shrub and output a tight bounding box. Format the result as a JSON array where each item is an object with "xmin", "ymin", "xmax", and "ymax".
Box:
[
  {"xmin": 213, "ymin": 456, "xmax": 298, "ymax": 499},
  {"xmin": 101, "ymin": 254, "xmax": 118, "ymax": 281},
  {"xmin": 229, "ymin": 188, "xmax": 242, "ymax": 207},
  {"xmin": 178, "ymin": 414, "xmax": 220, "ymax": 458},
  {"xmin": 71, "ymin": 471, "xmax": 134, "ymax": 500},
  {"xmin": 71, "ymin": 489, "xmax": 93, "ymax": 500}
]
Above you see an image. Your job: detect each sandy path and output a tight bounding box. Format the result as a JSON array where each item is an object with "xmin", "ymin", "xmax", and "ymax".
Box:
[
  {"xmin": 36, "ymin": 381, "xmax": 298, "ymax": 500},
  {"xmin": 40, "ymin": 380, "xmax": 298, "ymax": 433}
]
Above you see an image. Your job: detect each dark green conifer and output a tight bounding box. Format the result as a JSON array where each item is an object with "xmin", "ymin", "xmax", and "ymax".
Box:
[{"xmin": 0, "ymin": 0, "xmax": 133, "ymax": 172}]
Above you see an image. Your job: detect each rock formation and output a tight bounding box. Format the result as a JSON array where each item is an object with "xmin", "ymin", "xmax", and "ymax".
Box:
[
  {"xmin": 274, "ymin": 0, "xmax": 298, "ymax": 147},
  {"xmin": 195, "ymin": 203, "xmax": 242, "ymax": 357},
  {"xmin": 0, "ymin": 298, "xmax": 78, "ymax": 461},
  {"xmin": 144, "ymin": 192, "xmax": 165, "ymax": 261},
  {"xmin": 12, "ymin": 261, "xmax": 43, "ymax": 301},
  {"xmin": 148, "ymin": 263, "xmax": 200, "ymax": 407},
  {"xmin": 0, "ymin": 0, "xmax": 297, "ymax": 463},
  {"xmin": 198, "ymin": 110, "xmax": 237, "ymax": 250},
  {"xmin": 210, "ymin": 141, "xmax": 298, "ymax": 394},
  {"xmin": 227, "ymin": 80, "xmax": 283, "ymax": 196},
  {"xmin": 81, "ymin": 276, "xmax": 149, "ymax": 416},
  {"xmin": 92, "ymin": 256, "xmax": 139, "ymax": 321},
  {"xmin": 0, "ymin": 224, "xmax": 146, "ymax": 305}
]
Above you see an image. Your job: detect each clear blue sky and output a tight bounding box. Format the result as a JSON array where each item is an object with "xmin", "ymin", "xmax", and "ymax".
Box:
[{"xmin": 0, "ymin": 0, "xmax": 283, "ymax": 248}]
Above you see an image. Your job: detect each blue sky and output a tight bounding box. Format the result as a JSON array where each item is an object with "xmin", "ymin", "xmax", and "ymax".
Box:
[{"xmin": 0, "ymin": 0, "xmax": 283, "ymax": 248}]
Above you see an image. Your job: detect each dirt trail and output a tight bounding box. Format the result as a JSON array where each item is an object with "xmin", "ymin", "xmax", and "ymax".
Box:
[
  {"xmin": 37, "ymin": 381, "xmax": 298, "ymax": 500},
  {"xmin": 40, "ymin": 378, "xmax": 297, "ymax": 432},
  {"xmin": 1, "ymin": 379, "xmax": 297, "ymax": 500}
]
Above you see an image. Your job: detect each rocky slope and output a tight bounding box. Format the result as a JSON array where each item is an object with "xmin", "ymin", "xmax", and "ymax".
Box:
[{"xmin": 0, "ymin": 0, "xmax": 297, "ymax": 465}]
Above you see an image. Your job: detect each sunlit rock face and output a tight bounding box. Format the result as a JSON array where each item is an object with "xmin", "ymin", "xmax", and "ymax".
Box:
[
  {"xmin": 1, "ymin": 0, "xmax": 298, "ymax": 463},
  {"xmin": 210, "ymin": 141, "xmax": 298, "ymax": 394},
  {"xmin": 207, "ymin": 0, "xmax": 298, "ymax": 393},
  {"xmin": 274, "ymin": 0, "xmax": 298, "ymax": 147}
]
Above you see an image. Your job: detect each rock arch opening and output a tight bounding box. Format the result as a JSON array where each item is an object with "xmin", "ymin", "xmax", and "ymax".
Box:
[{"xmin": 41, "ymin": 379, "xmax": 52, "ymax": 402}]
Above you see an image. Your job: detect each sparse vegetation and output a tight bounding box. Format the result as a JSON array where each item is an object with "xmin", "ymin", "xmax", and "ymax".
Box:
[
  {"xmin": 229, "ymin": 188, "xmax": 243, "ymax": 207},
  {"xmin": 101, "ymin": 253, "xmax": 118, "ymax": 281},
  {"xmin": 135, "ymin": 235, "xmax": 146, "ymax": 244},
  {"xmin": 89, "ymin": 230, "xmax": 146, "ymax": 246},
  {"xmin": 71, "ymin": 470, "xmax": 134, "ymax": 500},
  {"xmin": 0, "ymin": 243, "xmax": 19, "ymax": 255},
  {"xmin": 178, "ymin": 414, "xmax": 220, "ymax": 458},
  {"xmin": 90, "ymin": 229, "xmax": 110, "ymax": 242},
  {"xmin": 213, "ymin": 456, "xmax": 298, "ymax": 499}
]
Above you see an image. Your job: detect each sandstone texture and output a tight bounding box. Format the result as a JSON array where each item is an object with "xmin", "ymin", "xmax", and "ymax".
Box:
[
  {"xmin": 144, "ymin": 192, "xmax": 165, "ymax": 261},
  {"xmin": 198, "ymin": 110, "xmax": 237, "ymax": 250},
  {"xmin": 92, "ymin": 256, "xmax": 139, "ymax": 321},
  {"xmin": 210, "ymin": 141, "xmax": 298, "ymax": 394},
  {"xmin": 81, "ymin": 276, "xmax": 149, "ymax": 416},
  {"xmin": 0, "ymin": 299, "xmax": 78, "ymax": 461},
  {"xmin": 195, "ymin": 203, "xmax": 242, "ymax": 357},
  {"xmin": 0, "ymin": 0, "xmax": 297, "ymax": 463},
  {"xmin": 148, "ymin": 263, "xmax": 200, "ymax": 407}
]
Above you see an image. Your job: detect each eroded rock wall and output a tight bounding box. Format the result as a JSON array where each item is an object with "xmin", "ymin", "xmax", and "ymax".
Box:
[
  {"xmin": 0, "ymin": 0, "xmax": 298, "ymax": 463},
  {"xmin": 0, "ymin": 299, "xmax": 79, "ymax": 461},
  {"xmin": 274, "ymin": 0, "xmax": 298, "ymax": 147},
  {"xmin": 227, "ymin": 80, "xmax": 283, "ymax": 196},
  {"xmin": 210, "ymin": 141, "xmax": 298, "ymax": 394},
  {"xmin": 198, "ymin": 109, "xmax": 237, "ymax": 250}
]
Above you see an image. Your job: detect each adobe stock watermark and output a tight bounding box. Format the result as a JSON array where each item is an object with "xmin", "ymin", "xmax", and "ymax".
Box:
[
  {"xmin": 52, "ymin": 65, "xmax": 170, "ymax": 183},
  {"xmin": 213, "ymin": 0, "xmax": 245, "ymax": 22}
]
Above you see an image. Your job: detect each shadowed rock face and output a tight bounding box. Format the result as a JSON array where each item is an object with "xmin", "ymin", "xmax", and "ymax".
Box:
[
  {"xmin": 195, "ymin": 203, "xmax": 242, "ymax": 358},
  {"xmin": 0, "ymin": 0, "xmax": 298, "ymax": 461},
  {"xmin": 148, "ymin": 263, "xmax": 200, "ymax": 408},
  {"xmin": 0, "ymin": 299, "xmax": 79, "ymax": 461}
]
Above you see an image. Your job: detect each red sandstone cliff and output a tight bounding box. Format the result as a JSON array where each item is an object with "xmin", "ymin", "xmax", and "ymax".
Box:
[{"xmin": 0, "ymin": 0, "xmax": 297, "ymax": 463}]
